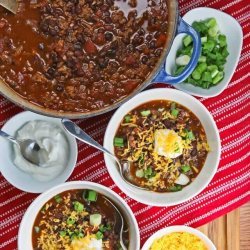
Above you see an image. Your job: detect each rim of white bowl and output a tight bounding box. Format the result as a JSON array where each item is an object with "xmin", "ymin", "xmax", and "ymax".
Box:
[
  {"xmin": 104, "ymin": 88, "xmax": 221, "ymax": 206},
  {"xmin": 18, "ymin": 181, "xmax": 140, "ymax": 250},
  {"xmin": 141, "ymin": 225, "xmax": 216, "ymax": 250},
  {"xmin": 0, "ymin": 111, "xmax": 78, "ymax": 193}
]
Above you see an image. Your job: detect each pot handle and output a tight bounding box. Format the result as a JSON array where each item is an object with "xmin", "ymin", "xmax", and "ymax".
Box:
[{"xmin": 152, "ymin": 16, "xmax": 201, "ymax": 85}]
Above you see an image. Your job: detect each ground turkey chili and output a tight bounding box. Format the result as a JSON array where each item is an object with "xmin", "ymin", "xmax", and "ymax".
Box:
[{"xmin": 0, "ymin": 0, "xmax": 168, "ymax": 112}]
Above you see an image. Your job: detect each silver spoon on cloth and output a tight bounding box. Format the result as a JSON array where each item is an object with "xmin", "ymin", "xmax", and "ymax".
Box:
[
  {"xmin": 103, "ymin": 196, "xmax": 128, "ymax": 250},
  {"xmin": 0, "ymin": 0, "xmax": 18, "ymax": 14},
  {"xmin": 0, "ymin": 130, "xmax": 49, "ymax": 166},
  {"xmin": 61, "ymin": 118, "xmax": 149, "ymax": 190}
]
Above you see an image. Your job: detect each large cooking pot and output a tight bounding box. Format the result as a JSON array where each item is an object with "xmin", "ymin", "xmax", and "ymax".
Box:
[{"xmin": 0, "ymin": 0, "xmax": 201, "ymax": 119}]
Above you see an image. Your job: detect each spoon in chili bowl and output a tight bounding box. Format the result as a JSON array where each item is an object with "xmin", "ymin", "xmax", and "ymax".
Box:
[{"xmin": 61, "ymin": 118, "xmax": 149, "ymax": 191}]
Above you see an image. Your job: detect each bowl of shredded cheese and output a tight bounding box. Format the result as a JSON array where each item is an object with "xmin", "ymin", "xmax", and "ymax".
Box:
[{"xmin": 141, "ymin": 225, "xmax": 216, "ymax": 250}]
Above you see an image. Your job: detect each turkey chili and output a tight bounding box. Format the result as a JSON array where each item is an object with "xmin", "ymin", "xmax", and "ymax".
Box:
[{"xmin": 0, "ymin": 0, "xmax": 168, "ymax": 112}]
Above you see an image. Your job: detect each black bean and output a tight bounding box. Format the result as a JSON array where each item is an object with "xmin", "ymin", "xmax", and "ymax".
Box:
[
  {"xmin": 38, "ymin": 43, "xmax": 45, "ymax": 50},
  {"xmin": 141, "ymin": 55, "xmax": 148, "ymax": 64},
  {"xmin": 149, "ymin": 40, "xmax": 156, "ymax": 49},
  {"xmin": 105, "ymin": 32, "xmax": 113, "ymax": 41},
  {"xmin": 55, "ymin": 84, "xmax": 64, "ymax": 92}
]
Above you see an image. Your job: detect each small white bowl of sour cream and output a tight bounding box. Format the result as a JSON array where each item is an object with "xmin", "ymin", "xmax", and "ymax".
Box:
[{"xmin": 0, "ymin": 111, "xmax": 78, "ymax": 193}]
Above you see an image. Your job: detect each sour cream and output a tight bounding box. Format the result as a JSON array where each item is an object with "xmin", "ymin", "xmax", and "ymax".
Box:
[{"xmin": 13, "ymin": 120, "xmax": 69, "ymax": 182}]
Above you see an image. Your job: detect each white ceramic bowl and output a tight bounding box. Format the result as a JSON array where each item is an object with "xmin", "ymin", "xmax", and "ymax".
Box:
[
  {"xmin": 104, "ymin": 88, "xmax": 221, "ymax": 206},
  {"xmin": 18, "ymin": 181, "xmax": 140, "ymax": 250},
  {"xmin": 141, "ymin": 225, "xmax": 216, "ymax": 250},
  {"xmin": 165, "ymin": 7, "xmax": 243, "ymax": 97},
  {"xmin": 0, "ymin": 111, "xmax": 78, "ymax": 193}
]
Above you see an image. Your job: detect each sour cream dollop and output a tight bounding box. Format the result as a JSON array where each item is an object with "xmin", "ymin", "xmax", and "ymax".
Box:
[{"xmin": 13, "ymin": 120, "xmax": 69, "ymax": 182}]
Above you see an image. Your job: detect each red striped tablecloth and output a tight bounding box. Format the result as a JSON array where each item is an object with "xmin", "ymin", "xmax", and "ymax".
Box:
[{"xmin": 0, "ymin": 0, "xmax": 249, "ymax": 249}]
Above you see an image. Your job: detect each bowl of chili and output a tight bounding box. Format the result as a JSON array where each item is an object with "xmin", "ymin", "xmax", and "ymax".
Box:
[
  {"xmin": 0, "ymin": 0, "xmax": 201, "ymax": 119},
  {"xmin": 18, "ymin": 181, "xmax": 140, "ymax": 250},
  {"xmin": 103, "ymin": 88, "xmax": 221, "ymax": 206}
]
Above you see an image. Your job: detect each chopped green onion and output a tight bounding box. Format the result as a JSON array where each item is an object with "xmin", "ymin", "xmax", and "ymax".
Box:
[
  {"xmin": 114, "ymin": 137, "xmax": 124, "ymax": 147},
  {"xmin": 54, "ymin": 194, "xmax": 62, "ymax": 203},
  {"xmin": 174, "ymin": 66, "xmax": 185, "ymax": 76},
  {"xmin": 59, "ymin": 231, "xmax": 66, "ymax": 237},
  {"xmin": 198, "ymin": 56, "xmax": 207, "ymax": 63},
  {"xmin": 135, "ymin": 169, "xmax": 144, "ymax": 178},
  {"xmin": 90, "ymin": 214, "xmax": 102, "ymax": 226},
  {"xmin": 169, "ymin": 184, "xmax": 182, "ymax": 192},
  {"xmin": 213, "ymin": 71, "xmax": 224, "ymax": 84},
  {"xmin": 192, "ymin": 69, "xmax": 201, "ymax": 80},
  {"xmin": 208, "ymin": 25, "xmax": 219, "ymax": 37},
  {"xmin": 176, "ymin": 55, "xmax": 190, "ymax": 66},
  {"xmin": 73, "ymin": 201, "xmax": 84, "ymax": 212},
  {"xmin": 87, "ymin": 190, "xmax": 97, "ymax": 202},
  {"xmin": 218, "ymin": 34, "xmax": 227, "ymax": 47},
  {"xmin": 211, "ymin": 69, "xmax": 219, "ymax": 78},
  {"xmin": 34, "ymin": 226, "xmax": 40, "ymax": 233},
  {"xmin": 186, "ymin": 130, "xmax": 195, "ymax": 140},
  {"xmin": 181, "ymin": 165, "xmax": 191, "ymax": 173},
  {"xmin": 206, "ymin": 18, "xmax": 217, "ymax": 28},
  {"xmin": 202, "ymin": 71, "xmax": 212, "ymax": 82},
  {"xmin": 183, "ymin": 35, "xmax": 192, "ymax": 47},
  {"xmin": 71, "ymin": 233, "xmax": 77, "ymax": 241},
  {"xmin": 124, "ymin": 115, "xmax": 131, "ymax": 123},
  {"xmin": 201, "ymin": 36, "xmax": 207, "ymax": 43},
  {"xmin": 171, "ymin": 109, "xmax": 179, "ymax": 118},
  {"xmin": 96, "ymin": 231, "xmax": 104, "ymax": 240},
  {"xmin": 67, "ymin": 217, "xmax": 75, "ymax": 225},
  {"xmin": 144, "ymin": 167, "xmax": 156, "ymax": 179},
  {"xmin": 140, "ymin": 110, "xmax": 151, "ymax": 116}
]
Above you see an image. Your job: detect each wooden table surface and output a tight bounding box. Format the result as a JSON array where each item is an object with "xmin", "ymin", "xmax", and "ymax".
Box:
[{"xmin": 198, "ymin": 202, "xmax": 250, "ymax": 250}]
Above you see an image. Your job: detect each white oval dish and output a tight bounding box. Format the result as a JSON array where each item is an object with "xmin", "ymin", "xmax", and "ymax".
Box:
[
  {"xmin": 141, "ymin": 225, "xmax": 216, "ymax": 250},
  {"xmin": 0, "ymin": 111, "xmax": 78, "ymax": 193},
  {"xmin": 103, "ymin": 88, "xmax": 221, "ymax": 206},
  {"xmin": 165, "ymin": 7, "xmax": 243, "ymax": 97},
  {"xmin": 18, "ymin": 181, "xmax": 140, "ymax": 250}
]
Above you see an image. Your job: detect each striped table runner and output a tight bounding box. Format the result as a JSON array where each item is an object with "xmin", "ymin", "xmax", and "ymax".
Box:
[{"xmin": 0, "ymin": 0, "xmax": 249, "ymax": 248}]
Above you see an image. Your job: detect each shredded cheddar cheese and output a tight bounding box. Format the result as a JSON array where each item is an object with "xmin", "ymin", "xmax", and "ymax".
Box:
[{"xmin": 150, "ymin": 232, "xmax": 208, "ymax": 250}]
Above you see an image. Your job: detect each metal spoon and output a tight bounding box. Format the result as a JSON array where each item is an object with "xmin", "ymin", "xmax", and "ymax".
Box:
[
  {"xmin": 103, "ymin": 196, "xmax": 127, "ymax": 250},
  {"xmin": 61, "ymin": 118, "xmax": 148, "ymax": 190},
  {"xmin": 0, "ymin": 130, "xmax": 48, "ymax": 166},
  {"xmin": 0, "ymin": 0, "xmax": 18, "ymax": 14}
]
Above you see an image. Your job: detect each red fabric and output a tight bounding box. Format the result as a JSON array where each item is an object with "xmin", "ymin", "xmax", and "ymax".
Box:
[{"xmin": 0, "ymin": 0, "xmax": 249, "ymax": 249}]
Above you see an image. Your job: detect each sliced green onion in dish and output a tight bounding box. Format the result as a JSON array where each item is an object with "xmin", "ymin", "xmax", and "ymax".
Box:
[
  {"xmin": 140, "ymin": 110, "xmax": 151, "ymax": 116},
  {"xmin": 87, "ymin": 190, "xmax": 98, "ymax": 202},
  {"xmin": 73, "ymin": 201, "xmax": 84, "ymax": 212},
  {"xmin": 181, "ymin": 165, "xmax": 191, "ymax": 173},
  {"xmin": 169, "ymin": 184, "xmax": 182, "ymax": 192},
  {"xmin": 96, "ymin": 231, "xmax": 104, "ymax": 240},
  {"xmin": 171, "ymin": 109, "xmax": 179, "ymax": 118},
  {"xmin": 90, "ymin": 213, "xmax": 102, "ymax": 226},
  {"xmin": 67, "ymin": 217, "xmax": 75, "ymax": 225},
  {"xmin": 114, "ymin": 137, "xmax": 124, "ymax": 147},
  {"xmin": 59, "ymin": 231, "xmax": 67, "ymax": 237},
  {"xmin": 185, "ymin": 130, "xmax": 195, "ymax": 140},
  {"xmin": 54, "ymin": 194, "xmax": 62, "ymax": 203},
  {"xmin": 124, "ymin": 115, "xmax": 131, "ymax": 123},
  {"xmin": 174, "ymin": 18, "xmax": 228, "ymax": 89},
  {"xmin": 135, "ymin": 169, "xmax": 144, "ymax": 178},
  {"xmin": 34, "ymin": 226, "xmax": 40, "ymax": 233}
]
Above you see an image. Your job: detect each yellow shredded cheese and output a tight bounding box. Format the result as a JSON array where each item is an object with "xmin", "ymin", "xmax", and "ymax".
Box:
[{"xmin": 150, "ymin": 232, "xmax": 208, "ymax": 250}]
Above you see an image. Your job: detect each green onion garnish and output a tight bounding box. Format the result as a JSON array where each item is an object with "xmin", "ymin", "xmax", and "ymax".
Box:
[
  {"xmin": 87, "ymin": 190, "xmax": 97, "ymax": 202},
  {"xmin": 59, "ymin": 231, "xmax": 66, "ymax": 237},
  {"xmin": 124, "ymin": 115, "xmax": 131, "ymax": 123},
  {"xmin": 114, "ymin": 137, "xmax": 124, "ymax": 147},
  {"xmin": 171, "ymin": 109, "xmax": 179, "ymax": 117},
  {"xmin": 96, "ymin": 231, "xmax": 104, "ymax": 240},
  {"xmin": 181, "ymin": 165, "xmax": 191, "ymax": 173},
  {"xmin": 34, "ymin": 226, "xmax": 40, "ymax": 233},
  {"xmin": 73, "ymin": 201, "xmax": 84, "ymax": 212},
  {"xmin": 169, "ymin": 185, "xmax": 182, "ymax": 192},
  {"xmin": 67, "ymin": 217, "xmax": 75, "ymax": 225},
  {"xmin": 54, "ymin": 194, "xmax": 62, "ymax": 203},
  {"xmin": 186, "ymin": 130, "xmax": 195, "ymax": 140},
  {"xmin": 140, "ymin": 110, "xmax": 151, "ymax": 116}
]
